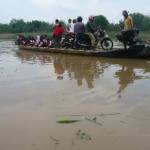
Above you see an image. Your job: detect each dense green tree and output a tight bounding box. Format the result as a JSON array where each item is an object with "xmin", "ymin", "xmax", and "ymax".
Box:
[
  {"xmin": 0, "ymin": 13, "xmax": 149, "ymax": 33},
  {"xmin": 93, "ymin": 15, "xmax": 109, "ymax": 30},
  {"xmin": 131, "ymin": 13, "xmax": 150, "ymax": 31},
  {"xmin": 0, "ymin": 24, "xmax": 10, "ymax": 33},
  {"xmin": 9, "ymin": 19, "xmax": 26, "ymax": 33}
]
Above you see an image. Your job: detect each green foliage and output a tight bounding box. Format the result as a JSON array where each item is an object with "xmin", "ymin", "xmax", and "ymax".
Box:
[
  {"xmin": 130, "ymin": 13, "xmax": 150, "ymax": 31},
  {"xmin": 0, "ymin": 19, "xmax": 53, "ymax": 33},
  {"xmin": 93, "ymin": 15, "xmax": 109, "ymax": 29},
  {"xmin": 0, "ymin": 13, "xmax": 149, "ymax": 33},
  {"xmin": 9, "ymin": 19, "xmax": 26, "ymax": 33},
  {"xmin": 108, "ymin": 23, "xmax": 121, "ymax": 31},
  {"xmin": 0, "ymin": 23, "xmax": 10, "ymax": 33}
]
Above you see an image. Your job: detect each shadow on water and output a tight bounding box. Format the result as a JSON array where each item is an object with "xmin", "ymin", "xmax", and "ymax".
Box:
[{"xmin": 16, "ymin": 49, "xmax": 150, "ymax": 92}]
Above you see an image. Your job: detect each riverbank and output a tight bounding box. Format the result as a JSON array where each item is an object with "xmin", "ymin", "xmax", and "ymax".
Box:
[{"xmin": 0, "ymin": 32, "xmax": 52, "ymax": 40}]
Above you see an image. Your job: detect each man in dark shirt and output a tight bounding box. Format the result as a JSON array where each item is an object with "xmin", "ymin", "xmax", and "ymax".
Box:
[
  {"xmin": 86, "ymin": 16, "xmax": 96, "ymax": 46},
  {"xmin": 74, "ymin": 16, "xmax": 87, "ymax": 48},
  {"xmin": 74, "ymin": 16, "xmax": 85, "ymax": 34}
]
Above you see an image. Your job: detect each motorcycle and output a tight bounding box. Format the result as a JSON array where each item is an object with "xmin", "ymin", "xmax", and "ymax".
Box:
[
  {"xmin": 61, "ymin": 29, "xmax": 113, "ymax": 50},
  {"xmin": 94, "ymin": 28, "xmax": 113, "ymax": 50},
  {"xmin": 75, "ymin": 29, "xmax": 114, "ymax": 50},
  {"xmin": 61, "ymin": 33, "xmax": 75, "ymax": 49},
  {"xmin": 61, "ymin": 32, "xmax": 91, "ymax": 50},
  {"xmin": 116, "ymin": 28, "xmax": 140, "ymax": 49}
]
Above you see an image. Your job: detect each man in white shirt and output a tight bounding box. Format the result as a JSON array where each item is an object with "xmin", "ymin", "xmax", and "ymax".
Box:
[{"xmin": 67, "ymin": 19, "xmax": 74, "ymax": 33}]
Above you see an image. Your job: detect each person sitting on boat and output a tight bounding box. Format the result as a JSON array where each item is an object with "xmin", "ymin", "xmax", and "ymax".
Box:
[
  {"xmin": 35, "ymin": 35, "xmax": 40, "ymax": 47},
  {"xmin": 42, "ymin": 35, "xmax": 48, "ymax": 47},
  {"xmin": 47, "ymin": 38, "xmax": 54, "ymax": 48},
  {"xmin": 16, "ymin": 35, "xmax": 25, "ymax": 45},
  {"xmin": 26, "ymin": 36, "xmax": 32, "ymax": 46},
  {"xmin": 30, "ymin": 36, "xmax": 36, "ymax": 46},
  {"xmin": 117, "ymin": 10, "xmax": 134, "ymax": 49},
  {"xmin": 38, "ymin": 35, "xmax": 44, "ymax": 47},
  {"xmin": 86, "ymin": 15, "xmax": 97, "ymax": 47},
  {"xmin": 52, "ymin": 23, "xmax": 64, "ymax": 47}
]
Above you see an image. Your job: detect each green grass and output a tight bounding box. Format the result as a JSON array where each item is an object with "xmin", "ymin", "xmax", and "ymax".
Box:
[
  {"xmin": 108, "ymin": 31, "xmax": 150, "ymax": 42},
  {"xmin": 0, "ymin": 33, "xmax": 17, "ymax": 40}
]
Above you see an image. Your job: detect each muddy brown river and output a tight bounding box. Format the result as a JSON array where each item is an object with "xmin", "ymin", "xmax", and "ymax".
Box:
[{"xmin": 0, "ymin": 40, "xmax": 150, "ymax": 150}]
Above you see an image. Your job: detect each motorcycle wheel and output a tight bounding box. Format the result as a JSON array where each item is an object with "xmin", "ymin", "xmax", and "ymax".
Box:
[{"xmin": 101, "ymin": 38, "xmax": 113, "ymax": 50}]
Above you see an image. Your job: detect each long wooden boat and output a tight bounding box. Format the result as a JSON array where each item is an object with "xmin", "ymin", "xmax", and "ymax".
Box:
[{"xmin": 19, "ymin": 44, "xmax": 150, "ymax": 59}]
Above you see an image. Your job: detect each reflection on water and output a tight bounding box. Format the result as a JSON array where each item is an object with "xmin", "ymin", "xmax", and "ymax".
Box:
[
  {"xmin": 16, "ymin": 49, "xmax": 150, "ymax": 93},
  {"xmin": 1, "ymin": 41, "xmax": 150, "ymax": 150}
]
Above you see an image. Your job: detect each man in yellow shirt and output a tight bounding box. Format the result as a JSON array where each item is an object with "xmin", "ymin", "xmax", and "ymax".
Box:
[
  {"xmin": 123, "ymin": 10, "xmax": 134, "ymax": 31},
  {"xmin": 116, "ymin": 10, "xmax": 135, "ymax": 49}
]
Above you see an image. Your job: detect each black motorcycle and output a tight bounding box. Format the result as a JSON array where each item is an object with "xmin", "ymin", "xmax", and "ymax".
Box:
[
  {"xmin": 94, "ymin": 28, "xmax": 113, "ymax": 50},
  {"xmin": 116, "ymin": 28, "xmax": 140, "ymax": 49},
  {"xmin": 61, "ymin": 33, "xmax": 75, "ymax": 49},
  {"xmin": 61, "ymin": 29, "xmax": 113, "ymax": 50},
  {"xmin": 61, "ymin": 33, "xmax": 91, "ymax": 50},
  {"xmin": 75, "ymin": 29, "xmax": 114, "ymax": 50}
]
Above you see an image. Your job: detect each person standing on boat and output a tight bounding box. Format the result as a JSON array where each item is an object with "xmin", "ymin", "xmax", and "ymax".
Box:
[
  {"xmin": 53, "ymin": 21, "xmax": 64, "ymax": 47},
  {"xmin": 86, "ymin": 15, "xmax": 97, "ymax": 47},
  {"xmin": 54, "ymin": 19, "xmax": 59, "ymax": 28},
  {"xmin": 74, "ymin": 16, "xmax": 85, "ymax": 34},
  {"xmin": 52, "ymin": 19, "xmax": 60, "ymax": 38},
  {"xmin": 122, "ymin": 10, "xmax": 134, "ymax": 49},
  {"xmin": 74, "ymin": 16, "xmax": 86, "ymax": 48},
  {"xmin": 123, "ymin": 10, "xmax": 133, "ymax": 31},
  {"xmin": 72, "ymin": 19, "xmax": 77, "ymax": 33},
  {"xmin": 117, "ymin": 10, "xmax": 134, "ymax": 49},
  {"xmin": 66, "ymin": 19, "xmax": 74, "ymax": 33}
]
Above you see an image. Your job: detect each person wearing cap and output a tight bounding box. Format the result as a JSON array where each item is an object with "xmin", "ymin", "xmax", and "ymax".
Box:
[{"xmin": 86, "ymin": 15, "xmax": 97, "ymax": 47}]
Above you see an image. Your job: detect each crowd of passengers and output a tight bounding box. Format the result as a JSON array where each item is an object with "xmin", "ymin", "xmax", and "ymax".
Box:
[
  {"xmin": 17, "ymin": 15, "xmax": 96, "ymax": 47},
  {"xmin": 17, "ymin": 11, "xmax": 134, "ymax": 49}
]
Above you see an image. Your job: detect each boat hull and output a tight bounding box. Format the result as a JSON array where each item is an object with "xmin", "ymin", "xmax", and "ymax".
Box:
[{"xmin": 19, "ymin": 45, "xmax": 150, "ymax": 59}]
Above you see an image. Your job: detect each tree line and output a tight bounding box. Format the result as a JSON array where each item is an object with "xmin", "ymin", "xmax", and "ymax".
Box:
[{"xmin": 0, "ymin": 13, "xmax": 149, "ymax": 33}]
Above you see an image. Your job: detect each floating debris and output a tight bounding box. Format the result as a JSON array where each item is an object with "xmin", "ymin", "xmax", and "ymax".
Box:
[
  {"xmin": 120, "ymin": 120, "xmax": 127, "ymax": 124},
  {"xmin": 76, "ymin": 130, "xmax": 92, "ymax": 141},
  {"xmin": 85, "ymin": 117, "xmax": 103, "ymax": 126},
  {"xmin": 49, "ymin": 136, "xmax": 60, "ymax": 144},
  {"xmin": 56, "ymin": 118, "xmax": 81, "ymax": 124},
  {"xmin": 99, "ymin": 113, "xmax": 121, "ymax": 117}
]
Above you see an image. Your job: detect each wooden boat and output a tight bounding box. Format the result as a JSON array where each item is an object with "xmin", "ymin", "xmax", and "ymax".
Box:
[{"xmin": 19, "ymin": 44, "xmax": 150, "ymax": 59}]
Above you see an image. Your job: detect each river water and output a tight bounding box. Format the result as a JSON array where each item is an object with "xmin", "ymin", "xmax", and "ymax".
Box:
[{"xmin": 0, "ymin": 40, "xmax": 150, "ymax": 150}]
